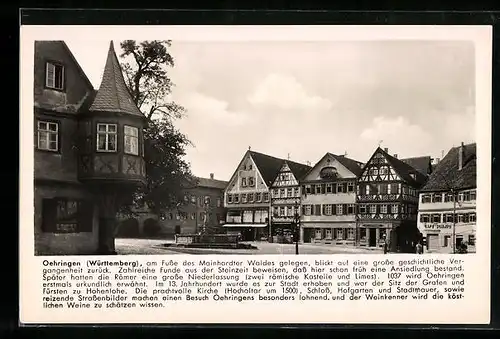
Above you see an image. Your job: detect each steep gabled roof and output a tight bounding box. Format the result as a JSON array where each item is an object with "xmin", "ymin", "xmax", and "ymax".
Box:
[
  {"xmin": 330, "ymin": 153, "xmax": 364, "ymax": 177},
  {"xmin": 367, "ymin": 147, "xmax": 428, "ymax": 187},
  {"xmin": 196, "ymin": 177, "xmax": 228, "ymax": 190},
  {"xmin": 285, "ymin": 160, "xmax": 312, "ymax": 181},
  {"xmin": 421, "ymin": 143, "xmax": 476, "ymax": 192},
  {"xmin": 400, "ymin": 156, "xmax": 432, "ymax": 176},
  {"xmin": 89, "ymin": 41, "xmax": 143, "ymax": 117},
  {"xmin": 249, "ymin": 151, "xmax": 287, "ymax": 185}
]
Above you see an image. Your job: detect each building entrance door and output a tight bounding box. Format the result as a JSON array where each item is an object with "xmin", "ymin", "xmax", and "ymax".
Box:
[
  {"xmin": 369, "ymin": 228, "xmax": 377, "ymax": 247},
  {"xmin": 242, "ymin": 227, "xmax": 254, "ymax": 241},
  {"xmin": 427, "ymin": 234, "xmax": 439, "ymax": 251}
]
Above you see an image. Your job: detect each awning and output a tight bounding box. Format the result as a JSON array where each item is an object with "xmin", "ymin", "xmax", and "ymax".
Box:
[{"xmin": 223, "ymin": 224, "xmax": 268, "ymax": 228}]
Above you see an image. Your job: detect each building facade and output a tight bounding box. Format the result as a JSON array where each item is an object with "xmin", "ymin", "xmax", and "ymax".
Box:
[
  {"xmin": 417, "ymin": 143, "xmax": 476, "ymax": 253},
  {"xmin": 224, "ymin": 150, "xmax": 295, "ymax": 241},
  {"xmin": 34, "ymin": 41, "xmax": 146, "ymax": 255},
  {"xmin": 269, "ymin": 161, "xmax": 311, "ymax": 242},
  {"xmin": 161, "ymin": 174, "xmax": 228, "ymax": 236},
  {"xmin": 356, "ymin": 147, "xmax": 429, "ymax": 252},
  {"xmin": 300, "ymin": 153, "xmax": 363, "ymax": 245}
]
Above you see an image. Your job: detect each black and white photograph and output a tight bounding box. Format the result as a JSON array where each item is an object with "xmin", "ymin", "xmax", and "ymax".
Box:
[{"xmin": 33, "ymin": 37, "xmax": 476, "ymax": 256}]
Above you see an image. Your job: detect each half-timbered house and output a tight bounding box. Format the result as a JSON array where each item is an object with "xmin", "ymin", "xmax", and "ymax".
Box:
[
  {"xmin": 356, "ymin": 147, "xmax": 429, "ymax": 252},
  {"xmin": 300, "ymin": 153, "xmax": 364, "ymax": 245},
  {"xmin": 269, "ymin": 160, "xmax": 311, "ymax": 242},
  {"xmin": 34, "ymin": 41, "xmax": 146, "ymax": 255},
  {"xmin": 223, "ymin": 149, "xmax": 304, "ymax": 241}
]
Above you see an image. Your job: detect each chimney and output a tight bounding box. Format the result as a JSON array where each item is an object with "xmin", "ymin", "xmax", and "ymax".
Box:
[
  {"xmin": 384, "ymin": 148, "xmax": 389, "ymax": 153},
  {"xmin": 435, "ymin": 158, "xmax": 440, "ymax": 165},
  {"xmin": 393, "ymin": 154, "xmax": 398, "ymax": 159},
  {"xmin": 458, "ymin": 142, "xmax": 464, "ymax": 170},
  {"xmin": 210, "ymin": 173, "xmax": 214, "ymax": 179}
]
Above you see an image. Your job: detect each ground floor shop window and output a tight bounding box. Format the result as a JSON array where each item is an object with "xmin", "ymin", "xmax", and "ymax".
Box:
[
  {"xmin": 336, "ymin": 228, "xmax": 344, "ymax": 240},
  {"xmin": 315, "ymin": 229, "xmax": 322, "ymax": 240},
  {"xmin": 468, "ymin": 235, "xmax": 475, "ymax": 246},
  {"xmin": 347, "ymin": 229, "xmax": 355, "ymax": 240},
  {"xmin": 41, "ymin": 198, "xmax": 93, "ymax": 233},
  {"xmin": 359, "ymin": 228, "xmax": 366, "ymax": 241}
]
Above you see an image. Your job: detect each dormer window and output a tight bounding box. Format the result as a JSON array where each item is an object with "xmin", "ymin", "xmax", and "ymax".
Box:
[
  {"xmin": 46, "ymin": 61, "xmax": 64, "ymax": 90},
  {"xmin": 124, "ymin": 125, "xmax": 139, "ymax": 155},
  {"xmin": 97, "ymin": 123, "xmax": 117, "ymax": 152}
]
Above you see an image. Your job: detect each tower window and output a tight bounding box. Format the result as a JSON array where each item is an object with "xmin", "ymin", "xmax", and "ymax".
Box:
[
  {"xmin": 124, "ymin": 125, "xmax": 139, "ymax": 155},
  {"xmin": 97, "ymin": 123, "xmax": 117, "ymax": 152}
]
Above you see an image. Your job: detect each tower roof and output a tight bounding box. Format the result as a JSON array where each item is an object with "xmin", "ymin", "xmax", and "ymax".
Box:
[{"xmin": 89, "ymin": 41, "xmax": 143, "ymax": 117}]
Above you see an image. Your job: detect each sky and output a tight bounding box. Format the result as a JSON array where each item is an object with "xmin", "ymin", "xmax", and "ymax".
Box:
[{"xmin": 65, "ymin": 39, "xmax": 476, "ymax": 181}]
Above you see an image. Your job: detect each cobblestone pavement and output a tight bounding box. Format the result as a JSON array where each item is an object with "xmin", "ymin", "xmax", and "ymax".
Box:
[{"xmin": 115, "ymin": 238, "xmax": 384, "ymax": 255}]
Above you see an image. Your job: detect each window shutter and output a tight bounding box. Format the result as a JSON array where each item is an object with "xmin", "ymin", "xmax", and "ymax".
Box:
[
  {"xmin": 41, "ymin": 199, "xmax": 57, "ymax": 232},
  {"xmin": 302, "ymin": 205, "xmax": 306, "ymax": 215},
  {"xmin": 78, "ymin": 200, "xmax": 94, "ymax": 232},
  {"xmin": 316, "ymin": 205, "xmax": 321, "ymax": 215},
  {"xmin": 311, "ymin": 205, "xmax": 315, "ymax": 215},
  {"xmin": 344, "ymin": 204, "xmax": 348, "ymax": 214},
  {"xmin": 332, "ymin": 204, "xmax": 336, "ymax": 215},
  {"xmin": 322, "ymin": 204, "xmax": 325, "ymax": 215},
  {"xmin": 321, "ymin": 184, "xmax": 326, "ymax": 194}
]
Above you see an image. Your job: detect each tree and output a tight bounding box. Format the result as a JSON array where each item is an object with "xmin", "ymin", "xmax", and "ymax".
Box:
[{"xmin": 119, "ymin": 40, "xmax": 194, "ymax": 214}]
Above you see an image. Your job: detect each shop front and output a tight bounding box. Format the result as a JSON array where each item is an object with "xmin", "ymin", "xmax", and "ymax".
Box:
[
  {"xmin": 357, "ymin": 224, "xmax": 391, "ymax": 249},
  {"xmin": 421, "ymin": 222, "xmax": 476, "ymax": 253},
  {"xmin": 301, "ymin": 223, "xmax": 357, "ymax": 246}
]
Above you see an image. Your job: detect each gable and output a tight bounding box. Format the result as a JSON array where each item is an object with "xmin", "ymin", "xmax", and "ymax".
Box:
[
  {"xmin": 34, "ymin": 41, "xmax": 94, "ymax": 114},
  {"xmin": 303, "ymin": 153, "xmax": 357, "ymax": 181},
  {"xmin": 271, "ymin": 162, "xmax": 299, "ymax": 187},
  {"xmin": 359, "ymin": 151, "xmax": 402, "ymax": 182},
  {"xmin": 225, "ymin": 152, "xmax": 268, "ymax": 194}
]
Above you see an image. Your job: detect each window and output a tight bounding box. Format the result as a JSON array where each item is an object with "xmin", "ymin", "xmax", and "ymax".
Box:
[
  {"xmin": 273, "ymin": 189, "xmax": 279, "ymax": 198},
  {"xmin": 263, "ymin": 192, "xmax": 269, "ymax": 202},
  {"xmin": 347, "ymin": 204, "xmax": 355, "ymax": 214},
  {"xmin": 468, "ymin": 235, "xmax": 475, "ymax": 246},
  {"xmin": 183, "ymin": 195, "xmax": 188, "ymax": 202},
  {"xmin": 41, "ymin": 198, "xmax": 92, "ymax": 233},
  {"xmin": 469, "ymin": 212, "xmax": 476, "ymax": 223},
  {"xmin": 432, "ymin": 193, "xmax": 442, "ymax": 203},
  {"xmin": 249, "ymin": 164, "xmax": 252, "ymax": 170},
  {"xmin": 123, "ymin": 125, "xmax": 139, "ymax": 155},
  {"xmin": 421, "ymin": 194, "xmax": 432, "ymax": 203},
  {"xmin": 255, "ymin": 193, "xmax": 262, "ymax": 202},
  {"xmin": 420, "ymin": 214, "xmax": 430, "ymax": 223},
  {"xmin": 97, "ymin": 123, "xmax": 117, "ymax": 152},
  {"xmin": 391, "ymin": 204, "xmax": 399, "ymax": 213},
  {"xmin": 315, "ymin": 229, "xmax": 322, "ymax": 240},
  {"xmin": 247, "ymin": 193, "xmax": 254, "ymax": 203},
  {"xmin": 287, "ymin": 206, "xmax": 293, "ymax": 216},
  {"xmin": 325, "ymin": 205, "xmax": 332, "ymax": 215},
  {"xmin": 470, "ymin": 190, "xmax": 477, "ymax": 201},
  {"xmin": 294, "ymin": 187, "xmax": 299, "ymax": 197},
  {"xmin": 347, "ymin": 229, "xmax": 356, "ymax": 240},
  {"xmin": 248, "ymin": 177, "xmax": 255, "ymax": 186},
  {"xmin": 369, "ymin": 205, "xmax": 377, "ymax": 214},
  {"xmin": 444, "ymin": 193, "xmax": 454, "ymax": 202},
  {"xmin": 326, "ymin": 184, "xmax": 332, "ymax": 193},
  {"xmin": 445, "ymin": 214, "xmax": 454, "ymax": 223},
  {"xmin": 273, "ymin": 206, "xmax": 279, "ymax": 217},
  {"xmin": 190, "ymin": 213, "xmax": 196, "ymax": 220},
  {"xmin": 390, "ymin": 183, "xmax": 399, "ymax": 194},
  {"xmin": 305, "ymin": 185, "xmax": 312, "ymax": 194},
  {"xmin": 227, "ymin": 194, "xmax": 233, "ymax": 204},
  {"xmin": 280, "ymin": 207, "xmax": 285, "ymax": 216},
  {"xmin": 347, "ymin": 182, "xmax": 354, "ymax": 192},
  {"xmin": 337, "ymin": 183, "xmax": 345, "ymax": 193},
  {"xmin": 432, "ymin": 214, "xmax": 441, "ymax": 223},
  {"xmin": 359, "ymin": 205, "xmax": 367, "ymax": 214},
  {"xmin": 380, "ymin": 204, "xmax": 387, "ymax": 214},
  {"xmin": 234, "ymin": 194, "xmax": 240, "ymax": 203},
  {"xmin": 304, "ymin": 205, "xmax": 312, "ymax": 215},
  {"xmin": 241, "ymin": 178, "xmax": 247, "ymax": 187},
  {"xmin": 287, "ymin": 188, "xmax": 293, "ymax": 197},
  {"xmin": 325, "ymin": 229, "xmax": 333, "ymax": 240},
  {"xmin": 316, "ymin": 185, "xmax": 321, "ymax": 194},
  {"xmin": 336, "ymin": 205, "xmax": 343, "ymax": 215},
  {"xmin": 463, "ymin": 191, "xmax": 471, "ymax": 201},
  {"xmin": 379, "ymin": 184, "xmax": 388, "ymax": 194},
  {"xmin": 280, "ymin": 189, "xmax": 286, "ymax": 197},
  {"xmin": 46, "ymin": 62, "xmax": 64, "ymax": 90},
  {"xmin": 241, "ymin": 194, "xmax": 247, "ymax": 203},
  {"xmin": 366, "ymin": 185, "xmax": 370, "ymax": 195},
  {"xmin": 37, "ymin": 121, "xmax": 59, "ymax": 151},
  {"xmin": 336, "ymin": 229, "xmax": 344, "ymax": 240}
]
